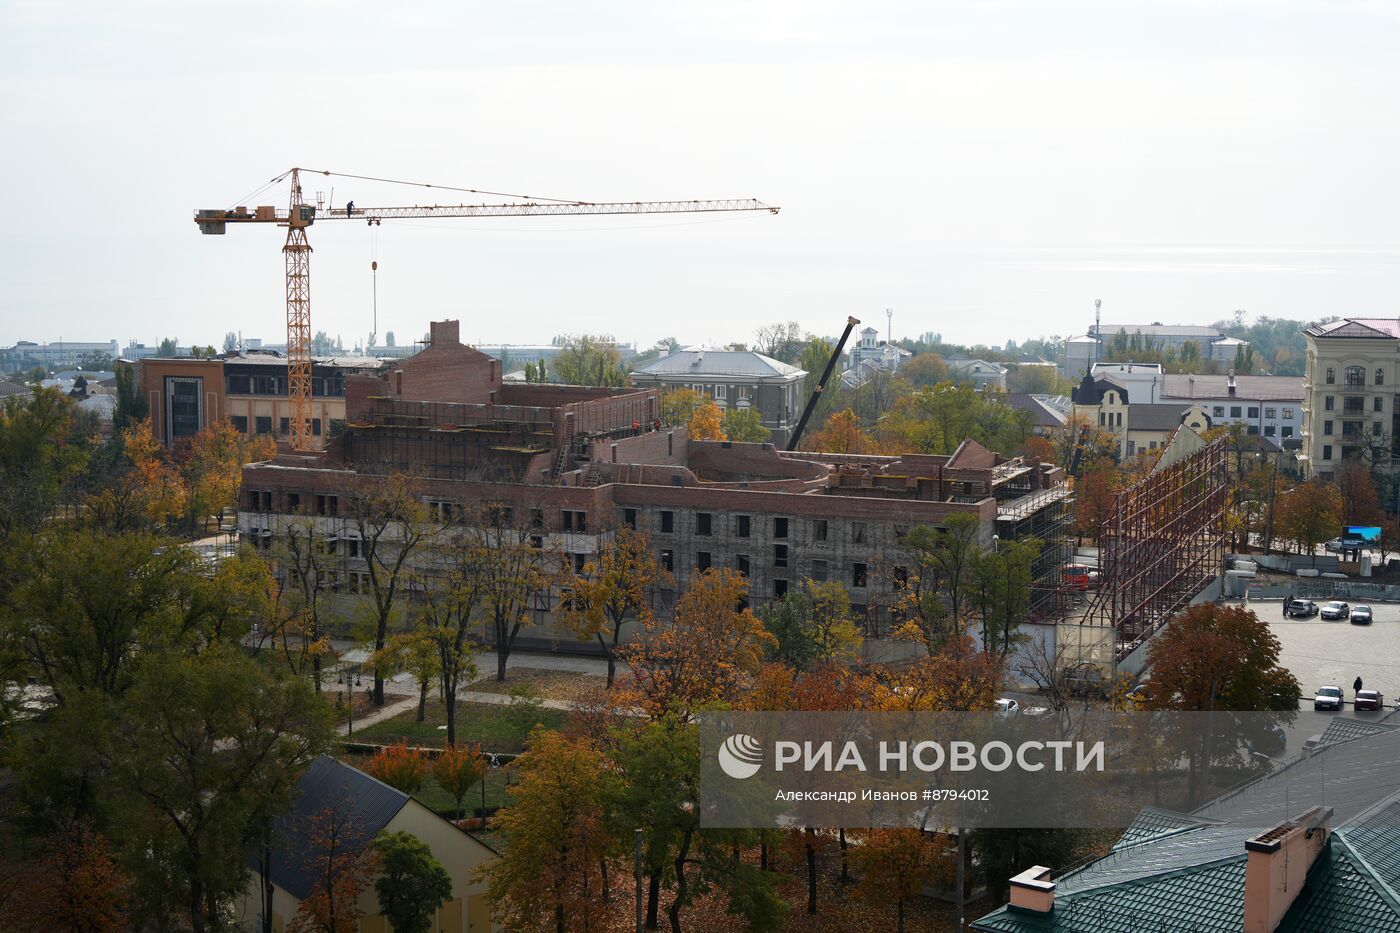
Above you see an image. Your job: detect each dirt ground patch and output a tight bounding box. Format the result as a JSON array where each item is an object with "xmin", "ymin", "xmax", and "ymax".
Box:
[{"xmin": 468, "ymin": 667, "xmax": 607, "ymax": 703}]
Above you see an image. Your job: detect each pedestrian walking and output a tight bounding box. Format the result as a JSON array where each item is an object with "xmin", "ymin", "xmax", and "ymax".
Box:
[{"xmin": 1355, "ymin": 675, "xmax": 1364, "ymax": 695}]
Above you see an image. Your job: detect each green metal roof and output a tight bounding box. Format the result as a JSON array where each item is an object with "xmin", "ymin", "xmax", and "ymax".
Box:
[
  {"xmin": 973, "ymin": 813, "xmax": 1400, "ymax": 932},
  {"xmin": 1112, "ymin": 807, "xmax": 1214, "ymax": 851},
  {"xmin": 1318, "ymin": 717, "xmax": 1397, "ymax": 747},
  {"xmin": 973, "ymin": 858, "xmax": 1245, "ymax": 932}
]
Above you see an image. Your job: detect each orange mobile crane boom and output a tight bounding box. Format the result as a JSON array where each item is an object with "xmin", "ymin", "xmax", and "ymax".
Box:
[{"xmin": 195, "ymin": 167, "xmax": 780, "ymax": 451}]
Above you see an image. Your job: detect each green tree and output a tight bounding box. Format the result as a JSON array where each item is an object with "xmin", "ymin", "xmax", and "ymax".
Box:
[
  {"xmin": 372, "ymin": 832, "xmax": 453, "ymax": 933},
  {"xmin": 901, "ymin": 353, "xmax": 948, "ymax": 388},
  {"xmin": 899, "ymin": 515, "xmax": 982, "ymax": 636},
  {"xmin": 972, "ymin": 537, "xmax": 1041, "ymax": 655},
  {"xmin": 0, "ymin": 389, "xmax": 88, "ymax": 543},
  {"xmin": 759, "ymin": 581, "xmax": 862, "ymax": 670},
  {"xmin": 157, "ymin": 338, "xmax": 178, "ymax": 356},
  {"xmin": 550, "ymin": 334, "xmax": 627, "ymax": 386},
  {"xmin": 112, "ymin": 361, "xmax": 148, "ymax": 432},
  {"xmin": 722, "ymin": 406, "xmax": 772, "ymax": 443},
  {"xmin": 111, "ymin": 647, "xmax": 330, "ymax": 932}
]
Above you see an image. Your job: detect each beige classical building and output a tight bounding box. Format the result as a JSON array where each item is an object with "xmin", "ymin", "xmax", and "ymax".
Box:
[
  {"xmin": 1299, "ymin": 318, "xmax": 1400, "ymax": 480},
  {"xmin": 1071, "ymin": 372, "xmax": 1211, "ymax": 461}
]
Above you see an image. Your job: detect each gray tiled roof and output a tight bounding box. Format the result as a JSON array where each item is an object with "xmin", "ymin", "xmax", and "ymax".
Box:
[
  {"xmin": 633, "ymin": 350, "xmax": 805, "ymax": 380},
  {"xmin": 1006, "ymin": 393, "xmax": 1067, "ymax": 428},
  {"xmin": 1128, "ymin": 404, "xmax": 1200, "ymax": 432},
  {"xmin": 1160, "ymin": 374, "xmax": 1304, "ymax": 401}
]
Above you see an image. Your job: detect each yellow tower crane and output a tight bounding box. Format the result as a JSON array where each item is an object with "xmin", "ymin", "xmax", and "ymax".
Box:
[{"xmin": 195, "ymin": 167, "xmax": 780, "ymax": 451}]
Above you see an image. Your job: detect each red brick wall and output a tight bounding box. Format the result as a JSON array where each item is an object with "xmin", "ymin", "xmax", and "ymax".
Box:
[
  {"xmin": 590, "ymin": 429, "xmax": 687, "ymax": 466},
  {"xmin": 393, "ymin": 320, "xmax": 501, "ymax": 404},
  {"xmin": 344, "ymin": 373, "xmax": 388, "ymax": 419}
]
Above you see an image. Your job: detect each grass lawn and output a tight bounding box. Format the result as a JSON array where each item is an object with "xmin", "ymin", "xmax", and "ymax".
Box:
[{"xmin": 351, "ymin": 699, "xmax": 566, "ymax": 754}]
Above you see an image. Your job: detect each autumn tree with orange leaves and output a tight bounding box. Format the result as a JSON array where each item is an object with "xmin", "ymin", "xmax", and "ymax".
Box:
[
  {"xmin": 480, "ymin": 729, "xmax": 620, "ymax": 932},
  {"xmin": 0, "ymin": 825, "xmax": 131, "ymax": 933},
  {"xmin": 620, "ymin": 568, "xmax": 776, "ymax": 721},
  {"xmin": 434, "ymin": 743, "xmax": 487, "ymax": 822},
  {"xmin": 173, "ymin": 419, "xmax": 275, "ymax": 532},
  {"xmin": 687, "ymin": 398, "xmax": 725, "ymax": 440},
  {"xmin": 286, "ymin": 800, "xmax": 380, "ymax": 933},
  {"xmin": 560, "ymin": 527, "xmax": 671, "ymax": 687},
  {"xmin": 853, "ymin": 830, "xmax": 956, "ymax": 933},
  {"xmin": 1275, "ymin": 479, "xmax": 1342, "ymax": 565},
  {"xmin": 803, "ymin": 407, "xmax": 879, "ymax": 454},
  {"xmin": 365, "ymin": 740, "xmax": 430, "ymax": 795}
]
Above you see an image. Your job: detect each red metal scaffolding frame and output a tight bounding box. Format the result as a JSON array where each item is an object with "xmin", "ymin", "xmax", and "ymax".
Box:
[{"xmin": 1081, "ymin": 433, "xmax": 1229, "ymax": 660}]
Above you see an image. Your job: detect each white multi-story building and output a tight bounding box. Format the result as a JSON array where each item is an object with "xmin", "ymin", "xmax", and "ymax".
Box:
[
  {"xmin": 1299, "ymin": 318, "xmax": 1400, "ymax": 480},
  {"xmin": 1, "ymin": 339, "xmax": 120, "ymax": 373},
  {"xmin": 1159, "ymin": 373, "xmax": 1303, "ymax": 442}
]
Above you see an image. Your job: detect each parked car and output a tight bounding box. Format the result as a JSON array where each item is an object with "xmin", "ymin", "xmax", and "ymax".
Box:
[
  {"xmin": 1356, "ymin": 689, "xmax": 1385, "ymax": 711},
  {"xmin": 1320, "ymin": 601, "xmax": 1351, "ymax": 620},
  {"xmin": 1314, "ymin": 685, "xmax": 1344, "ymax": 711},
  {"xmin": 1284, "ymin": 599, "xmax": 1319, "ymax": 618},
  {"xmin": 1351, "ymin": 605, "xmax": 1374, "ymax": 625},
  {"xmin": 995, "ymin": 698, "xmax": 1021, "ymax": 715},
  {"xmin": 1126, "ymin": 681, "xmax": 1153, "ymax": 704}
]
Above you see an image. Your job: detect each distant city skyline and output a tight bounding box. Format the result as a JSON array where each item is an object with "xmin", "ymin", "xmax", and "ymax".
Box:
[{"xmin": 5, "ymin": 2, "xmax": 1399, "ymax": 354}]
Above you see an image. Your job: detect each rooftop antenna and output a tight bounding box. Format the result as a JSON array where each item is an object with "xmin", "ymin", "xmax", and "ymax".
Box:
[{"xmin": 1094, "ymin": 298, "xmax": 1103, "ymax": 363}]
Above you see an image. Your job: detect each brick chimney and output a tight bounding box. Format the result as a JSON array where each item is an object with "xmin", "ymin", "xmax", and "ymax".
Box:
[
  {"xmin": 1244, "ymin": 806, "xmax": 1332, "ymax": 933},
  {"xmin": 429, "ymin": 320, "xmax": 461, "ymax": 348},
  {"xmin": 1008, "ymin": 865, "xmax": 1055, "ymax": 913}
]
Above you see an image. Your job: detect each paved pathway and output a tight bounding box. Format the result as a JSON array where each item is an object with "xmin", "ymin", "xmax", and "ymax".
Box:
[{"xmin": 338, "ymin": 694, "xmax": 418, "ymax": 736}]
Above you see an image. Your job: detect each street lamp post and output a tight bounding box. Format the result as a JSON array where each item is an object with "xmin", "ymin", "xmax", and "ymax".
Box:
[{"xmin": 337, "ymin": 665, "xmax": 362, "ymax": 735}]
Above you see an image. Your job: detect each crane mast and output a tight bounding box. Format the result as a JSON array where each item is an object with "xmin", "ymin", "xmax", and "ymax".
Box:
[
  {"xmin": 195, "ymin": 168, "xmax": 779, "ymax": 451},
  {"xmin": 283, "ymin": 168, "xmax": 315, "ymax": 452}
]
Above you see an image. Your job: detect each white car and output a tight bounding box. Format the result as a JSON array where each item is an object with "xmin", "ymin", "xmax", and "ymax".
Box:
[
  {"xmin": 995, "ymin": 698, "xmax": 1021, "ymax": 715},
  {"xmin": 1313, "ymin": 685, "xmax": 1344, "ymax": 711},
  {"xmin": 1320, "ymin": 601, "xmax": 1351, "ymax": 620}
]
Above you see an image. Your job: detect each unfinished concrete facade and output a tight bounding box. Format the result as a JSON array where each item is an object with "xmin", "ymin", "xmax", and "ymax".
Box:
[{"xmin": 239, "ymin": 321, "xmax": 1069, "ymax": 652}]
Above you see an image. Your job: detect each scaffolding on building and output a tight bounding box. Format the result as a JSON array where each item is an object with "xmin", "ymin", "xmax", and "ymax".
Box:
[{"xmin": 1078, "ymin": 431, "xmax": 1228, "ymax": 663}]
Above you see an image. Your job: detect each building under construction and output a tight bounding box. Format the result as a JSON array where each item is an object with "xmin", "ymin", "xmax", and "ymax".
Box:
[{"xmin": 238, "ymin": 320, "xmax": 1074, "ymax": 651}]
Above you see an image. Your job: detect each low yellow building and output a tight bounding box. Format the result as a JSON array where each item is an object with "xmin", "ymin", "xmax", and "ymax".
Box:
[
  {"xmin": 1071, "ymin": 372, "xmax": 1211, "ymax": 460},
  {"xmin": 237, "ymin": 756, "xmax": 498, "ymax": 932}
]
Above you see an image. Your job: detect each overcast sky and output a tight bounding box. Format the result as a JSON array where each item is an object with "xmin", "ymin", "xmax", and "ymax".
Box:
[{"xmin": 3, "ymin": 1, "xmax": 1399, "ymax": 352}]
